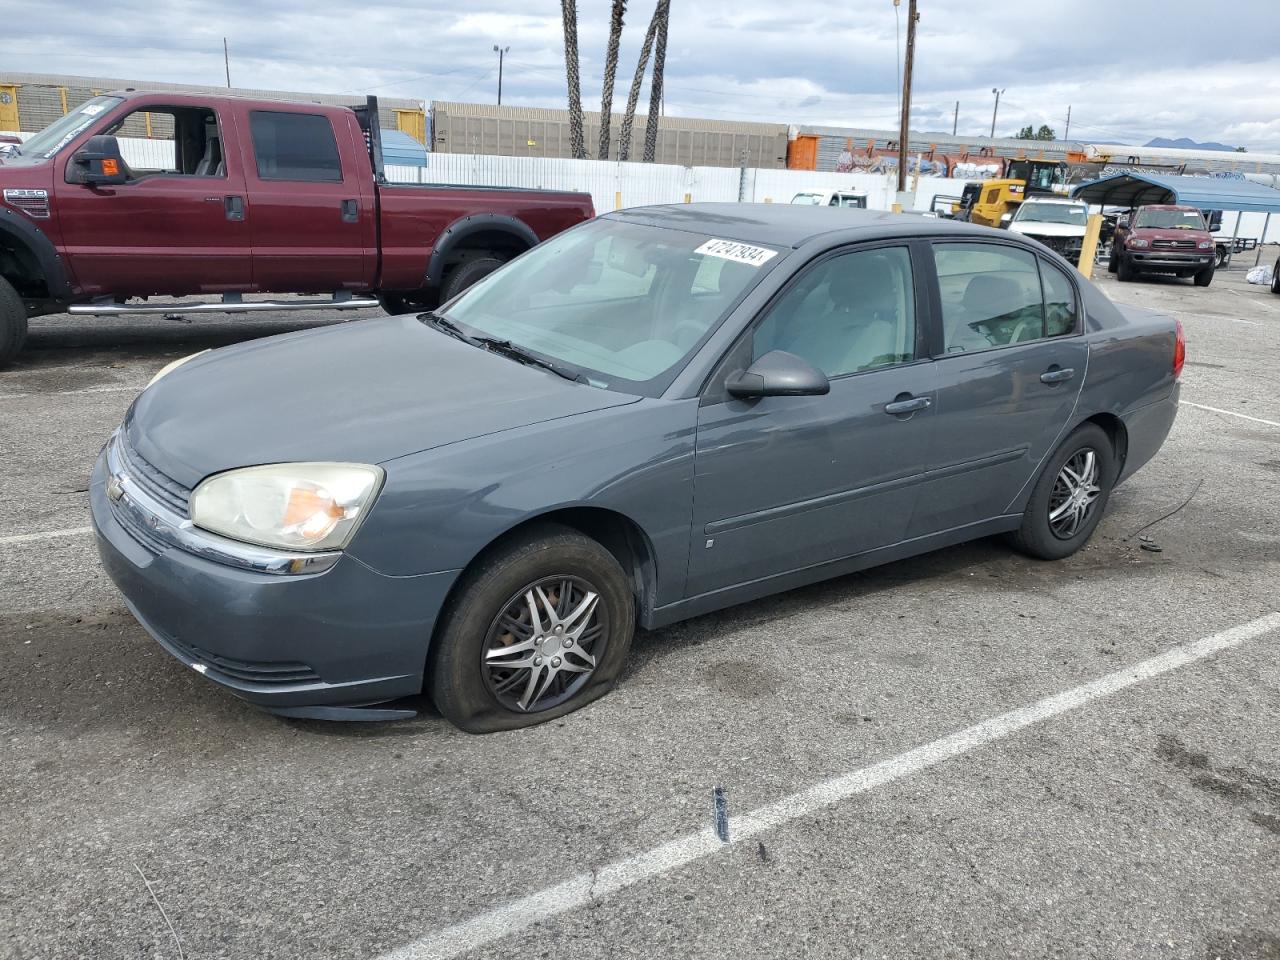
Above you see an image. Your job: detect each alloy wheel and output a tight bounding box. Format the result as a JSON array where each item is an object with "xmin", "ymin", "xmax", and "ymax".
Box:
[
  {"xmin": 1048, "ymin": 448, "xmax": 1101, "ymax": 540},
  {"xmin": 482, "ymin": 576, "xmax": 606, "ymax": 712}
]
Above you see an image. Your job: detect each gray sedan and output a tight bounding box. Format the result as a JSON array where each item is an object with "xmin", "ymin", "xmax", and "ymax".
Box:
[{"xmin": 91, "ymin": 204, "xmax": 1182, "ymax": 732}]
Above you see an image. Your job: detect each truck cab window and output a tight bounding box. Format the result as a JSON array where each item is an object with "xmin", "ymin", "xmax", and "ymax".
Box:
[
  {"xmin": 249, "ymin": 111, "xmax": 343, "ymax": 182},
  {"xmin": 104, "ymin": 107, "xmax": 225, "ymax": 178}
]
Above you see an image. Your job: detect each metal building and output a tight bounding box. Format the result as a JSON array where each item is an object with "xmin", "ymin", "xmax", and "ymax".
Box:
[
  {"xmin": 0, "ymin": 72, "xmax": 426, "ymax": 143},
  {"xmin": 430, "ymin": 101, "xmax": 788, "ymax": 169}
]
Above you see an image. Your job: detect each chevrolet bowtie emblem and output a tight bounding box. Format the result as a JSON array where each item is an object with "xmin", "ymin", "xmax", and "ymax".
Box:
[{"xmin": 106, "ymin": 475, "xmax": 125, "ymax": 503}]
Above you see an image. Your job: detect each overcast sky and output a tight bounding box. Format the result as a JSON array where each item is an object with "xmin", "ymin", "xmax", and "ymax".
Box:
[{"xmin": 11, "ymin": 0, "xmax": 1280, "ymax": 151}]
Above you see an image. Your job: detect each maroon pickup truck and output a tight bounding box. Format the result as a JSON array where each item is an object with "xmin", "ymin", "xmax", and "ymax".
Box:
[{"xmin": 0, "ymin": 91, "xmax": 594, "ymax": 365}]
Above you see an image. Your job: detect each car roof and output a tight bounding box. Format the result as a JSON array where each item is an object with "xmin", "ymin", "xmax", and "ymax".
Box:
[
  {"xmin": 1140, "ymin": 204, "xmax": 1200, "ymax": 211},
  {"xmin": 1020, "ymin": 197, "xmax": 1085, "ymax": 205},
  {"xmin": 604, "ymin": 202, "xmax": 1006, "ymax": 249}
]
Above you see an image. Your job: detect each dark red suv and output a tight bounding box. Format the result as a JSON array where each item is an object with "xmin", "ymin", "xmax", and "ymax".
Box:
[{"xmin": 1108, "ymin": 204, "xmax": 1216, "ymax": 287}]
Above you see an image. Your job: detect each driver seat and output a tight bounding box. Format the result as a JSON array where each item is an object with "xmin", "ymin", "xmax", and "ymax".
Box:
[{"xmin": 194, "ymin": 133, "xmax": 224, "ymax": 177}]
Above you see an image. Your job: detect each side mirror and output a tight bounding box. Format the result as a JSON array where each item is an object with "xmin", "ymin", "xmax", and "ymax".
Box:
[
  {"xmin": 70, "ymin": 135, "xmax": 129, "ymax": 186},
  {"xmin": 725, "ymin": 350, "xmax": 829, "ymax": 399}
]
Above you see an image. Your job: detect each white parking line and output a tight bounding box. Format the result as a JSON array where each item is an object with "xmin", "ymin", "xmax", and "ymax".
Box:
[
  {"xmin": 0, "ymin": 384, "xmax": 139, "ymax": 401},
  {"xmin": 375, "ymin": 612, "xmax": 1280, "ymax": 960},
  {"xmin": 1181, "ymin": 400, "xmax": 1280, "ymax": 428},
  {"xmin": 0, "ymin": 526, "xmax": 93, "ymax": 546}
]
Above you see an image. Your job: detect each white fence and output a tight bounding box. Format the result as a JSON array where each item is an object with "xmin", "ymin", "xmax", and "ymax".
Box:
[{"xmin": 5, "ymin": 129, "xmax": 1278, "ymax": 245}]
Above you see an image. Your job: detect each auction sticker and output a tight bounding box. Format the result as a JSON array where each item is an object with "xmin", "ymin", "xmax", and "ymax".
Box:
[{"xmin": 695, "ymin": 239, "xmax": 779, "ymax": 267}]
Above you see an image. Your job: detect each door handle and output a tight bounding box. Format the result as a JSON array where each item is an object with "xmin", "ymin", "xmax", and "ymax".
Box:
[
  {"xmin": 341, "ymin": 199, "xmax": 359, "ymax": 223},
  {"xmin": 1040, "ymin": 367, "xmax": 1075, "ymax": 384},
  {"xmin": 884, "ymin": 395, "xmax": 932, "ymax": 415},
  {"xmin": 224, "ymin": 195, "xmax": 245, "ymax": 222}
]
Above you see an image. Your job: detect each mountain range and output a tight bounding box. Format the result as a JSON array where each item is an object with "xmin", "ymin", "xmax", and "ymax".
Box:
[{"xmin": 1143, "ymin": 136, "xmax": 1239, "ymax": 152}]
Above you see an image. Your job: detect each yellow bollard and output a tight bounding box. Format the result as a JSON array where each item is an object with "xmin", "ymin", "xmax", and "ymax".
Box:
[
  {"xmin": 615, "ymin": 191, "xmax": 622, "ymax": 210},
  {"xmin": 891, "ymin": 202, "xmax": 903, "ymax": 213},
  {"xmin": 683, "ymin": 193, "xmax": 692, "ymax": 204},
  {"xmin": 1077, "ymin": 213, "xmax": 1103, "ymax": 278},
  {"xmin": 764, "ymin": 197, "xmax": 773, "ymax": 203}
]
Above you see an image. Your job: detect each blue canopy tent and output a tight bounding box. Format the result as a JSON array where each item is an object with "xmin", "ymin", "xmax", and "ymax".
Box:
[{"xmin": 1071, "ymin": 173, "xmax": 1280, "ymax": 266}]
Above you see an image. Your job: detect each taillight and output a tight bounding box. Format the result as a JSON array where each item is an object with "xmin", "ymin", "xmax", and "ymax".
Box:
[{"xmin": 1173, "ymin": 319, "xmax": 1185, "ymax": 378}]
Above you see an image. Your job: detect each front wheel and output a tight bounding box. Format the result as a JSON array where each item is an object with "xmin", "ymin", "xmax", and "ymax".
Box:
[
  {"xmin": 1116, "ymin": 255, "xmax": 1135, "ymax": 282},
  {"xmin": 0, "ymin": 276, "xmax": 28, "ymax": 368},
  {"xmin": 1009, "ymin": 424, "xmax": 1116, "ymax": 561},
  {"xmin": 1107, "ymin": 248, "xmax": 1118, "ymax": 273},
  {"xmin": 429, "ymin": 525, "xmax": 635, "ymax": 733},
  {"xmin": 1271, "ymin": 257, "xmax": 1279, "ymax": 295},
  {"xmin": 1194, "ymin": 265, "xmax": 1214, "ymax": 287}
]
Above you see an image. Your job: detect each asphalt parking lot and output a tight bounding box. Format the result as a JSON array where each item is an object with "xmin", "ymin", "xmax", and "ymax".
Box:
[{"xmin": 3, "ymin": 254, "xmax": 1280, "ymax": 960}]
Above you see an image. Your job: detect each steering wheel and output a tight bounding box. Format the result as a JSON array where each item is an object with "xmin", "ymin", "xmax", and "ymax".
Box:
[{"xmin": 1008, "ymin": 318, "xmax": 1032, "ymax": 343}]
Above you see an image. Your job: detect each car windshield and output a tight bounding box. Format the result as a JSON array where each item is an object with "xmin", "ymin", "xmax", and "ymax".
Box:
[
  {"xmin": 439, "ymin": 219, "xmax": 781, "ymax": 396},
  {"xmin": 19, "ymin": 96, "xmax": 122, "ymax": 159},
  {"xmin": 835, "ymin": 195, "xmax": 866, "ymax": 208},
  {"xmin": 1135, "ymin": 209, "xmax": 1206, "ymax": 230},
  {"xmin": 1015, "ymin": 202, "xmax": 1087, "ymax": 226},
  {"xmin": 791, "ymin": 193, "xmax": 823, "ymax": 204}
]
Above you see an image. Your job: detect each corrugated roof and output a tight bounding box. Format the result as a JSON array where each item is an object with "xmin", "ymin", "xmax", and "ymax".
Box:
[{"xmin": 1071, "ymin": 173, "xmax": 1280, "ymax": 213}]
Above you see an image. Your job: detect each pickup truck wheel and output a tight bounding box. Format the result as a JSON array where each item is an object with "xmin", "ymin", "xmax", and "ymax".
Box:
[
  {"xmin": 0, "ymin": 276, "xmax": 28, "ymax": 368},
  {"xmin": 1214, "ymin": 247, "xmax": 1228, "ymax": 269},
  {"xmin": 1009, "ymin": 423, "xmax": 1115, "ymax": 561},
  {"xmin": 1271, "ymin": 257, "xmax": 1280, "ymax": 295},
  {"xmin": 429, "ymin": 524, "xmax": 635, "ymax": 733},
  {"xmin": 378, "ymin": 294, "xmax": 431, "ymax": 316},
  {"xmin": 442, "ymin": 257, "xmax": 505, "ymax": 303},
  {"xmin": 1116, "ymin": 255, "xmax": 1135, "ymax": 282},
  {"xmin": 1106, "ymin": 248, "xmax": 1118, "ymax": 273},
  {"xmin": 1194, "ymin": 265, "xmax": 1215, "ymax": 287}
]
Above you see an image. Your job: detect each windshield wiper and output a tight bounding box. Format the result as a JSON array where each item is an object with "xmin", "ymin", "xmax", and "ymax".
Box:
[
  {"xmin": 423, "ymin": 312, "xmax": 476, "ymax": 344},
  {"xmin": 471, "ymin": 336, "xmax": 588, "ymax": 384}
]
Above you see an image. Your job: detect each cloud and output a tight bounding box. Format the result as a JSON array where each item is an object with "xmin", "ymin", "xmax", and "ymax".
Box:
[{"xmin": 7, "ymin": 0, "xmax": 1280, "ymax": 152}]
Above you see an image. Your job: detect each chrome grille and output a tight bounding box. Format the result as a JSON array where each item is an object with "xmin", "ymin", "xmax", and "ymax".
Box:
[
  {"xmin": 119, "ymin": 439, "xmax": 191, "ymax": 516},
  {"xmin": 1153, "ymin": 238, "xmax": 1196, "ymax": 250},
  {"xmin": 113, "ymin": 499, "xmax": 169, "ymax": 555}
]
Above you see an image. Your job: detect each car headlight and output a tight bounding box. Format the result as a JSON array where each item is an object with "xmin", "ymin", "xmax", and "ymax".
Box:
[
  {"xmin": 1197, "ymin": 240, "xmax": 1212, "ymax": 250},
  {"xmin": 1128, "ymin": 237, "xmax": 1150, "ymax": 248},
  {"xmin": 148, "ymin": 350, "xmax": 209, "ymax": 388},
  {"xmin": 190, "ymin": 463, "xmax": 384, "ymax": 552}
]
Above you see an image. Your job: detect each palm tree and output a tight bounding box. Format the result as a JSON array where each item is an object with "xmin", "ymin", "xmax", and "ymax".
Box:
[
  {"xmin": 560, "ymin": 0, "xmax": 586, "ymax": 159},
  {"xmin": 619, "ymin": 3, "xmax": 659, "ymax": 161},
  {"xmin": 598, "ymin": 0, "xmax": 626, "ymax": 160},
  {"xmin": 642, "ymin": 0, "xmax": 670, "ymax": 162}
]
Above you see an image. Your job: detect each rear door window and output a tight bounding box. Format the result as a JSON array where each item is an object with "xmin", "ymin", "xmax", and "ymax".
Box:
[
  {"xmin": 248, "ymin": 111, "xmax": 343, "ymax": 182},
  {"xmin": 1039, "ymin": 260, "xmax": 1078, "ymax": 337},
  {"xmin": 934, "ymin": 243, "xmax": 1045, "ymax": 353}
]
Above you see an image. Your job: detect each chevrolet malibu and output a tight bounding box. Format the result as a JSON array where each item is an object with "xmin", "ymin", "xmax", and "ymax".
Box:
[{"xmin": 91, "ymin": 204, "xmax": 1183, "ymax": 732}]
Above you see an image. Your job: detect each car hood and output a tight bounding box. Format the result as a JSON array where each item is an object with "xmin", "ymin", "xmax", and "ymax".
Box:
[
  {"xmin": 126, "ymin": 315, "xmax": 641, "ymax": 489},
  {"xmin": 1008, "ymin": 221, "xmax": 1086, "ymax": 238},
  {"xmin": 1131, "ymin": 228, "xmax": 1211, "ymax": 243}
]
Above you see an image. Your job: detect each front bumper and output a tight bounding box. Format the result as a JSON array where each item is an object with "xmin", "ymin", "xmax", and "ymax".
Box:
[
  {"xmin": 1127, "ymin": 250, "xmax": 1213, "ymax": 270},
  {"xmin": 90, "ymin": 443, "xmax": 458, "ymax": 712}
]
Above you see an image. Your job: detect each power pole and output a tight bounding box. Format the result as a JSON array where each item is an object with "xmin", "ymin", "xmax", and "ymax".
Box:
[
  {"xmin": 1064, "ymin": 104, "xmax": 1072, "ymax": 140},
  {"xmin": 990, "ymin": 87, "xmax": 1004, "ymax": 138},
  {"xmin": 952, "ymin": 100, "xmax": 958, "ymax": 136},
  {"xmin": 223, "ymin": 38, "xmax": 231, "ymax": 88},
  {"xmin": 493, "ymin": 45, "xmax": 510, "ymax": 105},
  {"xmin": 895, "ymin": 0, "xmax": 918, "ymax": 194}
]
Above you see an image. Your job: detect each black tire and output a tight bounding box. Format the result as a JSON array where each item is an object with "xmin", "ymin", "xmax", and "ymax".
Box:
[
  {"xmin": 1107, "ymin": 248, "xmax": 1118, "ymax": 273},
  {"xmin": 1116, "ymin": 255, "xmax": 1135, "ymax": 282},
  {"xmin": 429, "ymin": 524, "xmax": 635, "ymax": 733},
  {"xmin": 1193, "ymin": 265, "xmax": 1214, "ymax": 287},
  {"xmin": 1214, "ymin": 246, "xmax": 1228, "ymax": 269},
  {"xmin": 441, "ymin": 257, "xmax": 505, "ymax": 303},
  {"xmin": 1009, "ymin": 423, "xmax": 1116, "ymax": 561},
  {"xmin": 1271, "ymin": 257, "xmax": 1279, "ymax": 295},
  {"xmin": 0, "ymin": 276, "xmax": 28, "ymax": 368},
  {"xmin": 378, "ymin": 293, "xmax": 422, "ymax": 316}
]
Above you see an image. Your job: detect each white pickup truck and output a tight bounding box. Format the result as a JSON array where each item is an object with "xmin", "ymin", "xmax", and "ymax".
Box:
[
  {"xmin": 790, "ymin": 189, "xmax": 868, "ymax": 209},
  {"xmin": 1006, "ymin": 197, "xmax": 1089, "ymax": 260}
]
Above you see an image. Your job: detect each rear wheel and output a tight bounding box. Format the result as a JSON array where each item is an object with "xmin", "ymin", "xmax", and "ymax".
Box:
[
  {"xmin": 1009, "ymin": 423, "xmax": 1115, "ymax": 561},
  {"xmin": 429, "ymin": 525, "xmax": 635, "ymax": 733},
  {"xmin": 1271, "ymin": 257, "xmax": 1279, "ymax": 295},
  {"xmin": 1116, "ymin": 255, "xmax": 1135, "ymax": 282},
  {"xmin": 1214, "ymin": 246, "xmax": 1228, "ymax": 269},
  {"xmin": 442, "ymin": 257, "xmax": 505, "ymax": 303},
  {"xmin": 1193, "ymin": 265, "xmax": 1214, "ymax": 287},
  {"xmin": 0, "ymin": 276, "xmax": 28, "ymax": 368},
  {"xmin": 1107, "ymin": 248, "xmax": 1118, "ymax": 273}
]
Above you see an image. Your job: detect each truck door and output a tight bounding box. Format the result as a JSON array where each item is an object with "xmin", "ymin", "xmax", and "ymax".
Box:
[
  {"xmin": 234, "ymin": 106, "xmax": 376, "ymax": 291},
  {"xmin": 54, "ymin": 103, "xmax": 251, "ymax": 297}
]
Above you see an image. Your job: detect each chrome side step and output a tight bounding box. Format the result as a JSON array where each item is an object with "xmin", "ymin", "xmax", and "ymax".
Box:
[{"xmin": 68, "ymin": 293, "xmax": 382, "ymax": 316}]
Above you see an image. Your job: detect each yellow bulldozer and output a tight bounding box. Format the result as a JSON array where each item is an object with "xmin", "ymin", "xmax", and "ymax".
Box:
[{"xmin": 947, "ymin": 158, "xmax": 1068, "ymax": 228}]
